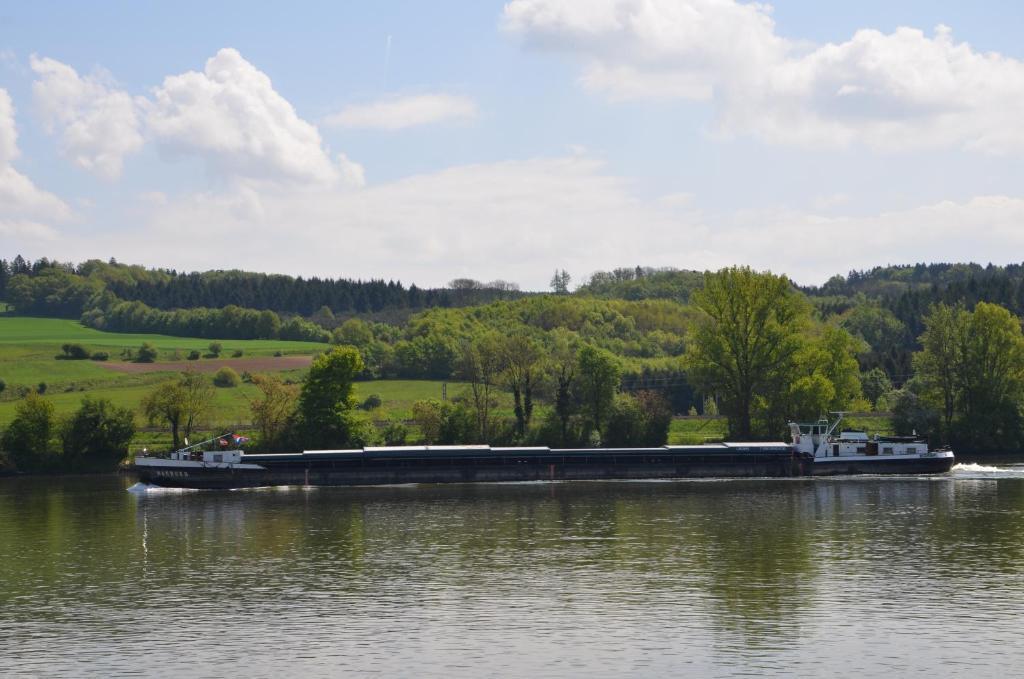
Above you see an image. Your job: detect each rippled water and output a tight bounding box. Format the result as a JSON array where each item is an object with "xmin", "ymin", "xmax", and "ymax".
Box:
[{"xmin": 3, "ymin": 461, "xmax": 1024, "ymax": 677}]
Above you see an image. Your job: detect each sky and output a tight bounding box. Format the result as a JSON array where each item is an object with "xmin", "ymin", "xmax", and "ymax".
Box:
[{"xmin": 3, "ymin": 1, "xmax": 1024, "ymax": 290}]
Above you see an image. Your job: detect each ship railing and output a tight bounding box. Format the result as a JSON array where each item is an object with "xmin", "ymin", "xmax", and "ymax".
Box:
[{"xmin": 134, "ymin": 432, "xmax": 241, "ymax": 460}]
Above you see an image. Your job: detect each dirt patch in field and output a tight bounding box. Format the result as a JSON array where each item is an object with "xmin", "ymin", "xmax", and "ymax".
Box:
[{"xmin": 99, "ymin": 355, "xmax": 314, "ymax": 374}]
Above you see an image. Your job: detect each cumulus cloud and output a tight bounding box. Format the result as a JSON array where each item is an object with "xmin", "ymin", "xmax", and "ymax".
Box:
[
  {"xmin": 0, "ymin": 87, "xmax": 70, "ymax": 240},
  {"xmin": 503, "ymin": 0, "xmax": 1024, "ymax": 152},
  {"xmin": 30, "ymin": 56, "xmax": 144, "ymax": 180},
  {"xmin": 145, "ymin": 48, "xmax": 362, "ymax": 187},
  {"xmin": 324, "ymin": 93, "xmax": 478, "ymax": 130}
]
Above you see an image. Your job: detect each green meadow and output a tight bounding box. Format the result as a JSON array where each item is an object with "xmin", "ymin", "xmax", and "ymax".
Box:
[{"xmin": 0, "ymin": 316, "xmax": 468, "ymax": 439}]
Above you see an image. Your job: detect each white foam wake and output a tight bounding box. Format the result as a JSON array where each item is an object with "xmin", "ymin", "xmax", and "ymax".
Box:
[
  {"xmin": 126, "ymin": 482, "xmax": 197, "ymax": 494},
  {"xmin": 952, "ymin": 463, "xmax": 1016, "ymax": 474}
]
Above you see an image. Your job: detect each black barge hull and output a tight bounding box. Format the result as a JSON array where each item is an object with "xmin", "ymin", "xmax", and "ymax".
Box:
[
  {"xmin": 132, "ymin": 444, "xmax": 957, "ymax": 490},
  {"xmin": 133, "ymin": 444, "xmax": 807, "ymax": 489}
]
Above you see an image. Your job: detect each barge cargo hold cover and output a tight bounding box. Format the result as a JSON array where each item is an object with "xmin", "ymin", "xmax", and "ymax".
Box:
[{"xmin": 133, "ymin": 443, "xmax": 806, "ymax": 490}]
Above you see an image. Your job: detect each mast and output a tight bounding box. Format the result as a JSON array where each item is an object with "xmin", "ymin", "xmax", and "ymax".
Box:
[{"xmin": 825, "ymin": 412, "xmax": 847, "ymax": 438}]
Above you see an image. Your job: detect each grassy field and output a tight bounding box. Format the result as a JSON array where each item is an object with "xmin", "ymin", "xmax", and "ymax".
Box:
[
  {"xmin": 668, "ymin": 417, "xmax": 728, "ymax": 444},
  {"xmin": 0, "ymin": 315, "xmax": 329, "ymax": 425},
  {"xmin": 0, "ymin": 316, "xmax": 491, "ymax": 452}
]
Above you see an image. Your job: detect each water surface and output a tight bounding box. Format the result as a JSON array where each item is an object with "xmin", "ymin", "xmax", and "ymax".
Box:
[{"xmin": 2, "ymin": 462, "xmax": 1023, "ymax": 677}]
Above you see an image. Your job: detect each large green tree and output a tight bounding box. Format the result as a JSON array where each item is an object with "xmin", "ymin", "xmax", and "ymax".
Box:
[
  {"xmin": 576, "ymin": 344, "xmax": 621, "ymax": 439},
  {"xmin": 298, "ymin": 346, "xmax": 371, "ymax": 449},
  {"xmin": 685, "ymin": 267, "xmax": 809, "ymax": 439},
  {"xmin": 499, "ymin": 333, "xmax": 543, "ymax": 438},
  {"xmin": 914, "ymin": 303, "xmax": 968, "ymax": 433},
  {"xmin": 914, "ymin": 302, "xmax": 1024, "ymax": 450}
]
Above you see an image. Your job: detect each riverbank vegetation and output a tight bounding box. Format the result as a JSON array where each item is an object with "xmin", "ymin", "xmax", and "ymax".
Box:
[{"xmin": 5, "ymin": 255, "xmax": 1024, "ymax": 471}]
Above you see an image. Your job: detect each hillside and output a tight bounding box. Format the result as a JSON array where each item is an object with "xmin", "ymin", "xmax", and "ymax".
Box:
[{"xmin": 0, "ymin": 256, "xmax": 525, "ymax": 325}]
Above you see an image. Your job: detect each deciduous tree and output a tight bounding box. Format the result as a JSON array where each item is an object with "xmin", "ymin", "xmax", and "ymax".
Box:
[
  {"xmin": 248, "ymin": 374, "xmax": 299, "ymax": 452},
  {"xmin": 140, "ymin": 372, "xmax": 214, "ymax": 450},
  {"xmin": 914, "ymin": 303, "xmax": 968, "ymax": 433},
  {"xmin": 576, "ymin": 344, "xmax": 621, "ymax": 439},
  {"xmin": 457, "ymin": 333, "xmax": 505, "ymax": 441},
  {"xmin": 685, "ymin": 267, "xmax": 808, "ymax": 439},
  {"xmin": 297, "ymin": 346, "xmax": 370, "ymax": 449},
  {"xmin": 500, "ymin": 333, "xmax": 542, "ymax": 438}
]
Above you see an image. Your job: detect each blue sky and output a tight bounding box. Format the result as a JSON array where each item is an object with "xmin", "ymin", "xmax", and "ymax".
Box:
[{"xmin": 3, "ymin": 1, "xmax": 1024, "ymax": 289}]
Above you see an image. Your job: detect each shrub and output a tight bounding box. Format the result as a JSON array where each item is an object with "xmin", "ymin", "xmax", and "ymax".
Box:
[
  {"xmin": 90, "ymin": 351, "xmax": 109, "ymax": 361},
  {"xmin": 241, "ymin": 371, "xmax": 253, "ymax": 383},
  {"xmin": 208, "ymin": 342, "xmax": 223, "ymax": 357},
  {"xmin": 0, "ymin": 378, "xmax": 6, "ymax": 395},
  {"xmin": 213, "ymin": 366, "xmax": 241, "ymax": 388},
  {"xmin": 232, "ymin": 349, "xmax": 244, "ymax": 358},
  {"xmin": 58, "ymin": 343, "xmax": 90, "ymax": 360},
  {"xmin": 187, "ymin": 349, "xmax": 201, "ymax": 360},
  {"xmin": 360, "ymin": 394, "xmax": 383, "ymax": 410},
  {"xmin": 136, "ymin": 342, "xmax": 158, "ymax": 363},
  {"xmin": 1, "ymin": 392, "xmax": 56, "ymax": 471},
  {"xmin": 383, "ymin": 420, "xmax": 408, "ymax": 446},
  {"xmin": 59, "ymin": 398, "xmax": 136, "ymax": 471},
  {"xmin": 274, "ymin": 350, "xmax": 283, "ymax": 357},
  {"xmin": 36, "ymin": 382, "xmax": 47, "ymax": 395},
  {"xmin": 411, "ymin": 399, "xmax": 475, "ymax": 444},
  {"xmin": 603, "ymin": 391, "xmax": 673, "ymax": 447}
]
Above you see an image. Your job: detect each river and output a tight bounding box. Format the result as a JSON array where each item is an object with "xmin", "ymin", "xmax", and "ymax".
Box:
[{"xmin": 2, "ymin": 462, "xmax": 1024, "ymax": 677}]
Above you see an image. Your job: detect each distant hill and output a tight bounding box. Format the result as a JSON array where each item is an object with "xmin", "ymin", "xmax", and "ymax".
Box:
[{"xmin": 0, "ymin": 255, "xmax": 525, "ymax": 320}]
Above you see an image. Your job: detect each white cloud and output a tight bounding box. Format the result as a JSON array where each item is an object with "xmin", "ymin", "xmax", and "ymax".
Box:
[
  {"xmin": 145, "ymin": 48, "xmax": 362, "ymax": 187},
  {"xmin": 30, "ymin": 56, "xmax": 144, "ymax": 180},
  {"xmin": 0, "ymin": 87, "xmax": 70, "ymax": 240},
  {"xmin": 39, "ymin": 145, "xmax": 1024, "ymax": 290},
  {"xmin": 707, "ymin": 195, "xmax": 1024, "ymax": 284},
  {"xmin": 0, "ymin": 89, "xmax": 16, "ymax": 166},
  {"xmin": 503, "ymin": 0, "xmax": 1024, "ymax": 152},
  {"xmin": 60, "ymin": 154, "xmax": 684, "ymax": 287},
  {"xmin": 324, "ymin": 94, "xmax": 478, "ymax": 130}
]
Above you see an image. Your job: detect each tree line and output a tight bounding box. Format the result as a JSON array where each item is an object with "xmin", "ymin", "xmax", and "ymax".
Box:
[
  {"xmin": 0, "ymin": 256, "xmax": 523, "ymax": 318},
  {"xmin": 0, "ymin": 394, "xmax": 135, "ymax": 473}
]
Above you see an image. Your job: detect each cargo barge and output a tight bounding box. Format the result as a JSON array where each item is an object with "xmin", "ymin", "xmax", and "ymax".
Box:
[{"xmin": 131, "ymin": 414, "xmax": 955, "ymax": 489}]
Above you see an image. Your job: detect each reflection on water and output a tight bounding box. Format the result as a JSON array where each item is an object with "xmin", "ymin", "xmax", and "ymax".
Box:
[{"xmin": 2, "ymin": 466, "xmax": 1024, "ymax": 677}]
